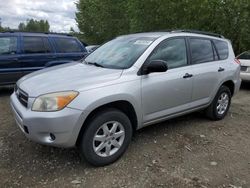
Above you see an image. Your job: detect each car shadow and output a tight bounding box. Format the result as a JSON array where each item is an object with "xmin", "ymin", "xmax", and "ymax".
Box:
[
  {"xmin": 27, "ymin": 111, "xmax": 205, "ymax": 169},
  {"xmin": 136, "ymin": 111, "xmax": 206, "ymax": 136},
  {"xmin": 0, "ymin": 86, "xmax": 14, "ymax": 97},
  {"xmin": 240, "ymin": 81, "xmax": 250, "ymax": 90}
]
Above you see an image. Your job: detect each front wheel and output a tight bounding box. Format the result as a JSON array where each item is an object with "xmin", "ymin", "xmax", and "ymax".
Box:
[
  {"xmin": 79, "ymin": 108, "xmax": 133, "ymax": 166},
  {"xmin": 206, "ymin": 85, "xmax": 231, "ymax": 120}
]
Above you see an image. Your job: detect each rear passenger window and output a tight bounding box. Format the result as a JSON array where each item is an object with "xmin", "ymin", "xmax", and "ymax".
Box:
[
  {"xmin": 23, "ymin": 37, "xmax": 52, "ymax": 54},
  {"xmin": 54, "ymin": 38, "xmax": 82, "ymax": 53},
  {"xmin": 190, "ymin": 38, "xmax": 214, "ymax": 64},
  {"xmin": 0, "ymin": 37, "xmax": 17, "ymax": 55},
  {"xmin": 213, "ymin": 40, "xmax": 229, "ymax": 60}
]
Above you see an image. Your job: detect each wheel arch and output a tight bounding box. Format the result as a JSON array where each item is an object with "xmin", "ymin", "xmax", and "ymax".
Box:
[
  {"xmin": 221, "ymin": 80, "xmax": 235, "ymax": 96},
  {"xmin": 76, "ymin": 100, "xmax": 139, "ymax": 146}
]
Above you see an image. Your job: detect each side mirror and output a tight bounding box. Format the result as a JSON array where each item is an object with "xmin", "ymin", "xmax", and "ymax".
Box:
[{"xmin": 142, "ymin": 60, "xmax": 168, "ymax": 75}]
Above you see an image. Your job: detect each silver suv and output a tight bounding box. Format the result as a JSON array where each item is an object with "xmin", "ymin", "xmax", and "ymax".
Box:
[{"xmin": 10, "ymin": 30, "xmax": 241, "ymax": 166}]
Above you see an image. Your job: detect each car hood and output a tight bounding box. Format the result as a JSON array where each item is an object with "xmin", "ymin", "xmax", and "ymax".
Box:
[{"xmin": 17, "ymin": 62, "xmax": 123, "ymax": 97}]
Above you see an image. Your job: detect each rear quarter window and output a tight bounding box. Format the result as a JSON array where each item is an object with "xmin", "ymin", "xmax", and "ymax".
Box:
[
  {"xmin": 213, "ymin": 40, "xmax": 229, "ymax": 60},
  {"xmin": 54, "ymin": 37, "xmax": 82, "ymax": 53},
  {"xmin": 189, "ymin": 38, "xmax": 214, "ymax": 64}
]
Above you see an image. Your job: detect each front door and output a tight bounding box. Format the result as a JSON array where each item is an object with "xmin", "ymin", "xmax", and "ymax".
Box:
[
  {"xmin": 0, "ymin": 36, "xmax": 22, "ymax": 85},
  {"xmin": 141, "ymin": 37, "xmax": 193, "ymax": 123}
]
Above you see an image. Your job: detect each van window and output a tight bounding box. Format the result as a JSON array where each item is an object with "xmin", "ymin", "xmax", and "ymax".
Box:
[
  {"xmin": 148, "ymin": 38, "xmax": 187, "ymax": 69},
  {"xmin": 23, "ymin": 37, "xmax": 52, "ymax": 54},
  {"xmin": 213, "ymin": 40, "xmax": 229, "ymax": 60},
  {"xmin": 0, "ymin": 37, "xmax": 17, "ymax": 55},
  {"xmin": 190, "ymin": 38, "xmax": 214, "ymax": 64},
  {"xmin": 54, "ymin": 38, "xmax": 82, "ymax": 53}
]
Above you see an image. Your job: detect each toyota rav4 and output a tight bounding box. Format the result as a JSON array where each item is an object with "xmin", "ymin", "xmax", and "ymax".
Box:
[{"xmin": 10, "ymin": 30, "xmax": 241, "ymax": 166}]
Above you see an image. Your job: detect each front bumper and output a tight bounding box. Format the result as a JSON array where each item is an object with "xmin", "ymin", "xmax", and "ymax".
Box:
[
  {"xmin": 10, "ymin": 93, "xmax": 85, "ymax": 148},
  {"xmin": 240, "ymin": 72, "xmax": 250, "ymax": 81}
]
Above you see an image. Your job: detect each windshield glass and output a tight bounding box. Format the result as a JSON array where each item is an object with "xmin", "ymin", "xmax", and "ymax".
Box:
[{"xmin": 83, "ymin": 36, "xmax": 156, "ymax": 69}]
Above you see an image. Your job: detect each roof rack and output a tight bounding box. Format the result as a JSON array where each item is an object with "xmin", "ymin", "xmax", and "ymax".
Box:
[
  {"xmin": 170, "ymin": 29, "xmax": 225, "ymax": 38},
  {"xmin": 1, "ymin": 30, "xmax": 72, "ymax": 36}
]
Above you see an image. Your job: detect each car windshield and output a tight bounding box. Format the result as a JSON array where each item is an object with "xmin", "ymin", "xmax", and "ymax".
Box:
[
  {"xmin": 83, "ymin": 36, "xmax": 156, "ymax": 69},
  {"xmin": 238, "ymin": 51, "xmax": 250, "ymax": 60}
]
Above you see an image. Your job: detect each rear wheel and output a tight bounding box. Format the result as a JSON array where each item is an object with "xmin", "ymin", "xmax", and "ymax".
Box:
[
  {"xmin": 79, "ymin": 108, "xmax": 133, "ymax": 166},
  {"xmin": 206, "ymin": 85, "xmax": 231, "ymax": 120}
]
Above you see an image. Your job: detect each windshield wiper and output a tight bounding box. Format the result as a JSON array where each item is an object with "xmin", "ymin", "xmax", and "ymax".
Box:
[{"xmin": 85, "ymin": 61, "xmax": 104, "ymax": 68}]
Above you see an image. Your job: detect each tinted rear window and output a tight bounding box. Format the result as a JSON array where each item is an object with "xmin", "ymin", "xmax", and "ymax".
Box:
[
  {"xmin": 54, "ymin": 38, "xmax": 82, "ymax": 53},
  {"xmin": 23, "ymin": 37, "xmax": 52, "ymax": 54},
  {"xmin": 213, "ymin": 40, "xmax": 229, "ymax": 60},
  {"xmin": 190, "ymin": 38, "xmax": 214, "ymax": 64}
]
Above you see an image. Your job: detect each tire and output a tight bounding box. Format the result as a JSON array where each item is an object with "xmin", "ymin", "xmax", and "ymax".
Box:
[
  {"xmin": 79, "ymin": 108, "xmax": 133, "ymax": 166},
  {"xmin": 206, "ymin": 85, "xmax": 231, "ymax": 120}
]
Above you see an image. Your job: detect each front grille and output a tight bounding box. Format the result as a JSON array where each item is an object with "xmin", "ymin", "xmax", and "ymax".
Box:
[
  {"xmin": 241, "ymin": 66, "xmax": 248, "ymax": 72},
  {"xmin": 15, "ymin": 86, "xmax": 29, "ymax": 108}
]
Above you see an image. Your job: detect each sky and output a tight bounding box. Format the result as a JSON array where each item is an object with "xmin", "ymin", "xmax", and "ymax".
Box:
[{"xmin": 0, "ymin": 0, "xmax": 78, "ymax": 33}]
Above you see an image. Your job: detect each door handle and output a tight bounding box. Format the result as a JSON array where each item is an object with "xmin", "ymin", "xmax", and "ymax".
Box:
[
  {"xmin": 183, "ymin": 73, "xmax": 193, "ymax": 79},
  {"xmin": 218, "ymin": 67, "xmax": 225, "ymax": 72}
]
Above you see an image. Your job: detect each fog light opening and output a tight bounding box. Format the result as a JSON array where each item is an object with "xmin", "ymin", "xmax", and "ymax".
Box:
[
  {"xmin": 23, "ymin": 126, "xmax": 29, "ymax": 134},
  {"xmin": 49, "ymin": 133, "xmax": 56, "ymax": 141}
]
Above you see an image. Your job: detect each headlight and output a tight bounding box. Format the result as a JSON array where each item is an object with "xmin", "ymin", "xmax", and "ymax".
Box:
[{"xmin": 32, "ymin": 91, "xmax": 78, "ymax": 112}]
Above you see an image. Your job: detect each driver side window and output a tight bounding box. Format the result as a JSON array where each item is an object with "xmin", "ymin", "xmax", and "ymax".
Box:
[
  {"xmin": 148, "ymin": 38, "xmax": 187, "ymax": 69},
  {"xmin": 0, "ymin": 37, "xmax": 17, "ymax": 55}
]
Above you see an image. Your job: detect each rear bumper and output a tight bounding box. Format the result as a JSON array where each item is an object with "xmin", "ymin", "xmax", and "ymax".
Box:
[
  {"xmin": 240, "ymin": 72, "xmax": 250, "ymax": 81},
  {"xmin": 10, "ymin": 93, "xmax": 85, "ymax": 148}
]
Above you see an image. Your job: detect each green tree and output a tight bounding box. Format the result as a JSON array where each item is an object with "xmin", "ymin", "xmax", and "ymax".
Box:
[
  {"xmin": 0, "ymin": 25, "xmax": 4, "ymax": 32},
  {"xmin": 75, "ymin": 0, "xmax": 250, "ymax": 53},
  {"xmin": 0, "ymin": 18, "xmax": 5, "ymax": 32},
  {"xmin": 18, "ymin": 19, "xmax": 50, "ymax": 32},
  {"xmin": 18, "ymin": 23, "xmax": 26, "ymax": 31},
  {"xmin": 76, "ymin": 0, "xmax": 129, "ymax": 44}
]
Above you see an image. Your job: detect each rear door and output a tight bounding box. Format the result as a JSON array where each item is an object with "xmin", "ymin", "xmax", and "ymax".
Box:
[
  {"xmin": 52, "ymin": 37, "xmax": 86, "ymax": 61},
  {"xmin": 0, "ymin": 35, "xmax": 21, "ymax": 85},
  {"xmin": 188, "ymin": 37, "xmax": 227, "ymax": 106},
  {"xmin": 19, "ymin": 35, "xmax": 55, "ymax": 76}
]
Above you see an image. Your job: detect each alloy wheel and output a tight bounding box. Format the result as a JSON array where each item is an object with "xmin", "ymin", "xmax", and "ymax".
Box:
[
  {"xmin": 216, "ymin": 92, "xmax": 229, "ymax": 115},
  {"xmin": 93, "ymin": 121, "xmax": 125, "ymax": 157}
]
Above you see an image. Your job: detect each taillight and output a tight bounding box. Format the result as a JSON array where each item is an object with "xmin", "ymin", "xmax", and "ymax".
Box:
[{"xmin": 234, "ymin": 58, "xmax": 241, "ymax": 64}]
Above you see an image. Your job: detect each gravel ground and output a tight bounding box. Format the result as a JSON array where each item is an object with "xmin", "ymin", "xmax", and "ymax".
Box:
[{"xmin": 0, "ymin": 83, "xmax": 250, "ymax": 188}]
